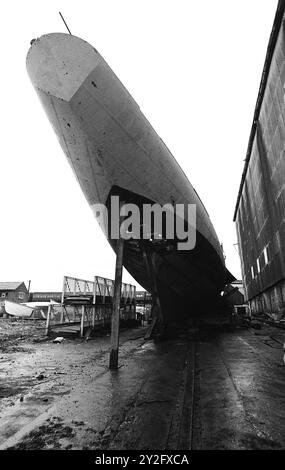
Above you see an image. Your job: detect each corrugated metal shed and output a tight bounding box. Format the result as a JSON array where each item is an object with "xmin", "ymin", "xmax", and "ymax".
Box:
[{"xmin": 234, "ymin": 0, "xmax": 285, "ymax": 315}]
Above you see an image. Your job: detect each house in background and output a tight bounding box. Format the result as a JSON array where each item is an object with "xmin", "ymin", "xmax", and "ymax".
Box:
[
  {"xmin": 0, "ymin": 282, "xmax": 29, "ymax": 314},
  {"xmin": 223, "ymin": 280, "xmax": 249, "ymax": 322},
  {"xmin": 223, "ymin": 280, "xmax": 245, "ymax": 307}
]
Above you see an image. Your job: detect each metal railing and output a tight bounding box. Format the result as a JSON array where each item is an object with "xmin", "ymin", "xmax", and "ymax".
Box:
[{"xmin": 46, "ymin": 275, "xmax": 136, "ymax": 337}]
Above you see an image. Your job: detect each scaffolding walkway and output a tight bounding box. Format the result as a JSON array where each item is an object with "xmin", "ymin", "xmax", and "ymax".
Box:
[{"xmin": 45, "ymin": 275, "xmax": 136, "ymax": 338}]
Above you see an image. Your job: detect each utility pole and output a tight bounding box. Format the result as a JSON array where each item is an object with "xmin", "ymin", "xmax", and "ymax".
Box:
[
  {"xmin": 109, "ymin": 202, "xmax": 125, "ymax": 370},
  {"xmin": 45, "ymin": 304, "xmax": 52, "ymax": 336}
]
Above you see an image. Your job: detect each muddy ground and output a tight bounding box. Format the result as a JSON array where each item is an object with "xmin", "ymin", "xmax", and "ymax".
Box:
[
  {"xmin": 0, "ymin": 318, "xmax": 46, "ymax": 353},
  {"xmin": 1, "ymin": 319, "xmax": 285, "ymax": 450}
]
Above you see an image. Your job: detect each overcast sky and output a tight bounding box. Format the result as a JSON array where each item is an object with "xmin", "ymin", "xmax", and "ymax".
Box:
[{"xmin": 0, "ymin": 0, "xmax": 277, "ymax": 292}]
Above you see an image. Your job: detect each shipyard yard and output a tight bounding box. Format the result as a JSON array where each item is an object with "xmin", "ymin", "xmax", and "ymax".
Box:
[
  {"xmin": 0, "ymin": 320, "xmax": 285, "ymax": 450},
  {"xmin": 1, "ymin": 0, "xmax": 285, "ymax": 460}
]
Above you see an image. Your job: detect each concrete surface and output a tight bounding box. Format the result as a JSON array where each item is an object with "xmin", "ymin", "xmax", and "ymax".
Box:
[{"xmin": 0, "ymin": 323, "xmax": 285, "ymax": 450}]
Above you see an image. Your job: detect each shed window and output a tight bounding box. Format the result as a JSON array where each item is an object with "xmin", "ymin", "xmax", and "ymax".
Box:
[
  {"xmin": 264, "ymin": 246, "xmax": 268, "ymax": 265},
  {"xmin": 257, "ymin": 258, "xmax": 260, "ymax": 273}
]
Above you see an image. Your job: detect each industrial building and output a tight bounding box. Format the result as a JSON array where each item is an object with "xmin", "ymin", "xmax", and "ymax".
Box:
[
  {"xmin": 29, "ymin": 292, "xmax": 62, "ymax": 303},
  {"xmin": 234, "ymin": 0, "xmax": 285, "ymax": 317},
  {"xmin": 135, "ymin": 290, "xmax": 152, "ymax": 304}
]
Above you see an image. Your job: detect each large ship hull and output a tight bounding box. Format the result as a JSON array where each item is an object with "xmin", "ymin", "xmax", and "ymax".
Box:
[{"xmin": 27, "ymin": 33, "xmax": 233, "ymax": 324}]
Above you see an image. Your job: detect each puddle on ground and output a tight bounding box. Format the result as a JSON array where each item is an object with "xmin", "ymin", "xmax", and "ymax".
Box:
[{"xmin": 135, "ymin": 341, "xmax": 156, "ymax": 354}]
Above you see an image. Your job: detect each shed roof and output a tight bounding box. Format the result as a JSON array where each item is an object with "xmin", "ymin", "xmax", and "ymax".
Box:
[{"xmin": 0, "ymin": 282, "xmax": 25, "ymax": 291}]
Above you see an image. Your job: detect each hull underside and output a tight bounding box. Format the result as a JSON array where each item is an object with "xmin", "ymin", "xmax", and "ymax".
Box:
[{"xmin": 106, "ymin": 186, "xmax": 233, "ymax": 324}]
